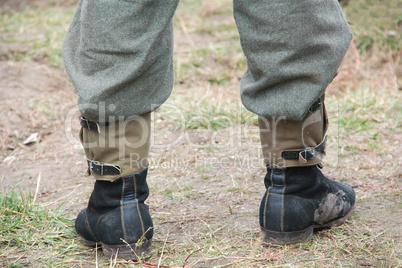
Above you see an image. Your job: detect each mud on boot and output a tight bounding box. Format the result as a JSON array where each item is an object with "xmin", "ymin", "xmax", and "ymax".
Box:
[
  {"xmin": 259, "ymin": 165, "xmax": 355, "ymax": 245},
  {"xmin": 75, "ymin": 168, "xmax": 153, "ymax": 260}
]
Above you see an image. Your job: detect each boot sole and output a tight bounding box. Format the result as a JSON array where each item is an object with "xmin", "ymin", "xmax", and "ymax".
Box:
[
  {"xmin": 261, "ymin": 205, "xmax": 355, "ymax": 246},
  {"xmin": 78, "ymin": 237, "xmax": 152, "ymax": 260},
  {"xmin": 79, "ymin": 237, "xmax": 98, "ymax": 247},
  {"xmin": 101, "ymin": 239, "xmax": 152, "ymax": 260},
  {"xmin": 261, "ymin": 225, "xmax": 314, "ymax": 246}
]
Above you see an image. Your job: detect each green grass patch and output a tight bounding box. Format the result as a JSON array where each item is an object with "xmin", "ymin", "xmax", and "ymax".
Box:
[
  {"xmin": 337, "ymin": 87, "xmax": 401, "ymax": 134},
  {"xmin": 0, "ymin": 7, "xmax": 75, "ymax": 68},
  {"xmin": 343, "ymin": 0, "xmax": 402, "ymax": 52},
  {"xmin": 0, "ymin": 188, "xmax": 86, "ymax": 267},
  {"xmin": 30, "ymin": 99, "xmax": 57, "ymax": 118}
]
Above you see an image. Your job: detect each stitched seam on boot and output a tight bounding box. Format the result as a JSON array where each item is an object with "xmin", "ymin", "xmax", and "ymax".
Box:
[
  {"xmin": 280, "ymin": 170, "xmax": 285, "ymax": 232},
  {"xmin": 133, "ymin": 174, "xmax": 146, "ymax": 237},
  {"xmin": 133, "ymin": 175, "xmax": 137, "ymax": 200},
  {"xmin": 84, "ymin": 211, "xmax": 98, "ymax": 242},
  {"xmin": 121, "ymin": 178, "xmax": 128, "ymax": 242},
  {"xmin": 263, "ymin": 170, "xmax": 274, "ymax": 229},
  {"xmin": 263, "ymin": 191, "xmax": 269, "ymax": 229},
  {"xmin": 122, "ymin": 204, "xmax": 137, "ymax": 208},
  {"xmin": 136, "ymin": 202, "xmax": 145, "ymax": 236},
  {"xmin": 268, "ymin": 193, "xmax": 316, "ymax": 207}
]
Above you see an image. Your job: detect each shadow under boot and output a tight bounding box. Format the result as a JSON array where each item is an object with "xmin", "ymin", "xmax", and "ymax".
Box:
[{"xmin": 75, "ymin": 168, "xmax": 153, "ymax": 260}]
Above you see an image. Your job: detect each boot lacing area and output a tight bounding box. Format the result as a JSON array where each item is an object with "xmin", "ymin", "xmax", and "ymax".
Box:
[
  {"xmin": 120, "ymin": 172, "xmax": 151, "ymax": 243},
  {"xmin": 120, "ymin": 175, "xmax": 146, "ymax": 243}
]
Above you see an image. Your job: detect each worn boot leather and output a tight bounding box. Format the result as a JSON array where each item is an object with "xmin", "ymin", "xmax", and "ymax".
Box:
[
  {"xmin": 259, "ymin": 165, "xmax": 355, "ymax": 245},
  {"xmin": 75, "ymin": 168, "xmax": 153, "ymax": 259}
]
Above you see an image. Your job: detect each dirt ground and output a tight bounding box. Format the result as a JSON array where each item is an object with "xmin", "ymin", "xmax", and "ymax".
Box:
[{"xmin": 0, "ymin": 0, "xmax": 401, "ymax": 267}]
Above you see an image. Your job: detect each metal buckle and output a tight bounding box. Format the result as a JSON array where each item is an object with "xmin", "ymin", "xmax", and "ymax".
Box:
[
  {"xmin": 88, "ymin": 160, "xmax": 96, "ymax": 174},
  {"xmin": 95, "ymin": 122, "xmax": 101, "ymax": 133},
  {"xmin": 87, "ymin": 160, "xmax": 121, "ymax": 175},
  {"xmin": 298, "ymin": 147, "xmax": 316, "ymax": 164},
  {"xmin": 80, "ymin": 116, "xmax": 91, "ymax": 130},
  {"xmin": 309, "ymin": 95, "xmax": 324, "ymax": 113},
  {"xmin": 80, "ymin": 116, "xmax": 101, "ymax": 133}
]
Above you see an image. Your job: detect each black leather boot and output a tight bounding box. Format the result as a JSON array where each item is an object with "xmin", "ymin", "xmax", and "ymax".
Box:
[
  {"xmin": 75, "ymin": 168, "xmax": 153, "ymax": 259},
  {"xmin": 260, "ymin": 165, "xmax": 355, "ymax": 245}
]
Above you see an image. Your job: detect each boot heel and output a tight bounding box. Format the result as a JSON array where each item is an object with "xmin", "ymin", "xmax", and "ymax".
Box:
[
  {"xmin": 101, "ymin": 239, "xmax": 152, "ymax": 260},
  {"xmin": 261, "ymin": 226, "xmax": 313, "ymax": 246},
  {"xmin": 79, "ymin": 237, "xmax": 98, "ymax": 247}
]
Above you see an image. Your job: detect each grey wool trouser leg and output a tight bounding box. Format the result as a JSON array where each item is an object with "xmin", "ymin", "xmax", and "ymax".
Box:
[
  {"xmin": 63, "ymin": 0, "xmax": 180, "ymax": 122},
  {"xmin": 63, "ymin": 0, "xmax": 352, "ymax": 121},
  {"xmin": 233, "ymin": 0, "xmax": 352, "ymax": 120}
]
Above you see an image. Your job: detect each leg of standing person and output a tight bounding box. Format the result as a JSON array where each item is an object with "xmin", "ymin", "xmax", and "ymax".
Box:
[
  {"xmin": 63, "ymin": 0, "xmax": 180, "ymax": 259},
  {"xmin": 233, "ymin": 0, "xmax": 356, "ymax": 244}
]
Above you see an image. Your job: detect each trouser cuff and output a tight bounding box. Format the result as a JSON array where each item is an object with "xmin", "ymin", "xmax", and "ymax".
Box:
[
  {"xmin": 79, "ymin": 113, "xmax": 151, "ymax": 181},
  {"xmin": 259, "ymin": 101, "xmax": 328, "ymax": 168}
]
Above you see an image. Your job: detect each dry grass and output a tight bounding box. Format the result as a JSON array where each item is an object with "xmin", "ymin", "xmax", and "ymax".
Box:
[{"xmin": 0, "ymin": 0, "xmax": 401, "ymax": 267}]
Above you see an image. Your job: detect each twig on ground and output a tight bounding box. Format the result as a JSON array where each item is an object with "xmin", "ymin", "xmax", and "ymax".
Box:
[
  {"xmin": 158, "ymin": 232, "xmax": 170, "ymax": 268},
  {"xmin": 182, "ymin": 248, "xmax": 203, "ymax": 268},
  {"xmin": 13, "ymin": 241, "xmax": 37, "ymax": 264},
  {"xmin": 188, "ymin": 245, "xmax": 212, "ymax": 267},
  {"xmin": 32, "ymin": 172, "xmax": 41, "ymax": 206}
]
